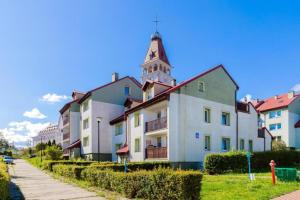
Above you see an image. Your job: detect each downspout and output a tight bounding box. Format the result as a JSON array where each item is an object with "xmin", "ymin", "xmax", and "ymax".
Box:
[{"xmin": 235, "ymin": 89, "xmax": 239, "ymax": 150}]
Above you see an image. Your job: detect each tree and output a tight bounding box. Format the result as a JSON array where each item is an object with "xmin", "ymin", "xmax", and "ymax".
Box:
[
  {"xmin": 272, "ymin": 140, "xmax": 287, "ymax": 151},
  {"xmin": 52, "ymin": 140, "xmax": 56, "ymax": 146},
  {"xmin": 47, "ymin": 140, "xmax": 52, "ymax": 147},
  {"xmin": 45, "ymin": 145, "xmax": 62, "ymax": 160}
]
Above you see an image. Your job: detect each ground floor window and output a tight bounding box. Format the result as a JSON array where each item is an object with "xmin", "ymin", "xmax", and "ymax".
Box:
[
  {"xmin": 135, "ymin": 138, "xmax": 141, "ymax": 152},
  {"xmin": 83, "ymin": 136, "xmax": 89, "ymax": 147},
  {"xmin": 204, "ymin": 135, "xmax": 211, "ymax": 151},
  {"xmin": 222, "ymin": 137, "xmax": 230, "ymax": 151},
  {"xmin": 157, "ymin": 137, "xmax": 162, "ymax": 147}
]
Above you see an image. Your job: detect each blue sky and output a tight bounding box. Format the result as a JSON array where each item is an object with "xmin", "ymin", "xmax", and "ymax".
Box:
[{"xmin": 1, "ymin": 1, "xmax": 300, "ymax": 147}]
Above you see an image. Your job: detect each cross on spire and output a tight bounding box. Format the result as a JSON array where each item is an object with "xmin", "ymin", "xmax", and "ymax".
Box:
[{"xmin": 153, "ymin": 16, "xmax": 160, "ymax": 32}]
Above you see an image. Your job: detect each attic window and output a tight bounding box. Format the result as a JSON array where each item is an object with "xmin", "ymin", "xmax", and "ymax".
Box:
[{"xmin": 198, "ymin": 81, "xmax": 205, "ymax": 92}]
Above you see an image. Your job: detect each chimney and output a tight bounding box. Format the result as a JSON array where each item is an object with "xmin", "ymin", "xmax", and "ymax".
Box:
[
  {"xmin": 274, "ymin": 95, "xmax": 279, "ymax": 100},
  {"xmin": 171, "ymin": 79, "xmax": 176, "ymax": 86},
  {"xmin": 112, "ymin": 72, "xmax": 119, "ymax": 82},
  {"xmin": 288, "ymin": 91, "xmax": 295, "ymax": 99}
]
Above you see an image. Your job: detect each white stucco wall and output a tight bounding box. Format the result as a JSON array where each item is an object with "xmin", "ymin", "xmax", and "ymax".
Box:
[
  {"xmin": 112, "ymin": 121, "xmax": 126, "ymax": 162},
  {"xmin": 70, "ymin": 112, "xmax": 80, "ymax": 144},
  {"xmin": 169, "ymin": 93, "xmax": 237, "ymax": 163}
]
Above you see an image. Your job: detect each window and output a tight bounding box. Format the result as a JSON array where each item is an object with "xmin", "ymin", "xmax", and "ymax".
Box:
[
  {"xmin": 115, "ymin": 143, "xmax": 122, "ymax": 151},
  {"xmin": 157, "ymin": 111, "xmax": 161, "ymax": 119},
  {"xmin": 221, "ymin": 112, "xmax": 230, "ymax": 126},
  {"xmin": 269, "ymin": 123, "xmax": 282, "ymax": 131},
  {"xmin": 222, "ymin": 138, "xmax": 230, "ymax": 151},
  {"xmin": 204, "ymin": 108, "xmax": 211, "ymax": 123},
  {"xmin": 248, "ymin": 140, "xmax": 253, "ymax": 152},
  {"xmin": 240, "ymin": 139, "xmax": 245, "ymax": 151},
  {"xmin": 276, "ymin": 136, "xmax": 282, "ymax": 141},
  {"xmin": 135, "ymin": 138, "xmax": 141, "ymax": 152},
  {"xmin": 83, "ymin": 136, "xmax": 89, "ymax": 147},
  {"xmin": 83, "ymin": 118, "xmax": 89, "ymax": 129},
  {"xmin": 83, "ymin": 102, "xmax": 89, "ymax": 112},
  {"xmin": 157, "ymin": 137, "xmax": 162, "ymax": 147},
  {"xmin": 204, "ymin": 135, "xmax": 211, "ymax": 151},
  {"xmin": 198, "ymin": 81, "xmax": 205, "ymax": 92},
  {"xmin": 124, "ymin": 86, "xmax": 131, "ymax": 96},
  {"xmin": 134, "ymin": 113, "xmax": 140, "ymax": 127},
  {"xmin": 146, "ymin": 90, "xmax": 152, "ymax": 100},
  {"xmin": 269, "ymin": 110, "xmax": 282, "ymax": 119},
  {"xmin": 115, "ymin": 123, "xmax": 123, "ymax": 136}
]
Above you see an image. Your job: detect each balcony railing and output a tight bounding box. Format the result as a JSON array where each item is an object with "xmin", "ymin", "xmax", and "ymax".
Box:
[
  {"xmin": 63, "ymin": 118, "xmax": 69, "ymax": 126},
  {"xmin": 145, "ymin": 116, "xmax": 167, "ymax": 133},
  {"xmin": 63, "ymin": 132, "xmax": 70, "ymax": 140},
  {"xmin": 145, "ymin": 146, "xmax": 167, "ymax": 159}
]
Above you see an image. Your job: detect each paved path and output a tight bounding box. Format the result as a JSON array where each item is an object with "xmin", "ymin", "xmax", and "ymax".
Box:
[
  {"xmin": 272, "ymin": 190, "xmax": 300, "ymax": 200},
  {"xmin": 9, "ymin": 159, "xmax": 105, "ymax": 200}
]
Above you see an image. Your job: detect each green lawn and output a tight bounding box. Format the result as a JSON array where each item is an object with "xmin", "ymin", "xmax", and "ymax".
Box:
[{"xmin": 201, "ymin": 172, "xmax": 300, "ymax": 200}]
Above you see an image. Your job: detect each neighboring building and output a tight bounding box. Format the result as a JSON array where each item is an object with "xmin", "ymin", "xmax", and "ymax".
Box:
[
  {"xmin": 252, "ymin": 92, "xmax": 300, "ymax": 149},
  {"xmin": 78, "ymin": 75, "xmax": 142, "ymax": 161},
  {"xmin": 110, "ymin": 32, "xmax": 271, "ymax": 166},
  {"xmin": 59, "ymin": 91, "xmax": 85, "ymax": 159},
  {"xmin": 32, "ymin": 124, "xmax": 62, "ymax": 147}
]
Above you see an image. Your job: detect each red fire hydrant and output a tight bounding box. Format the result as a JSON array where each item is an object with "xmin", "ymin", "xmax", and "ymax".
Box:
[{"xmin": 270, "ymin": 160, "xmax": 276, "ymax": 185}]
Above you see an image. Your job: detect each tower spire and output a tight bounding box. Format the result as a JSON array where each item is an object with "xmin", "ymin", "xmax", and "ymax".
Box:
[{"xmin": 153, "ymin": 15, "xmax": 160, "ymax": 32}]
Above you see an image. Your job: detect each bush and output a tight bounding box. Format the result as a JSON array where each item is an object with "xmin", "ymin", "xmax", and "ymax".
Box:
[
  {"xmin": 205, "ymin": 150, "xmax": 300, "ymax": 174},
  {"xmin": 53, "ymin": 164, "xmax": 85, "ymax": 179},
  {"xmin": 45, "ymin": 145, "xmax": 62, "ymax": 160},
  {"xmin": 82, "ymin": 168, "xmax": 202, "ymax": 200},
  {"xmin": 0, "ymin": 162, "xmax": 10, "ymax": 200},
  {"xmin": 272, "ymin": 140, "xmax": 287, "ymax": 151},
  {"xmin": 90, "ymin": 161, "xmax": 171, "ymax": 172},
  {"xmin": 43, "ymin": 160, "xmax": 94, "ymax": 171}
]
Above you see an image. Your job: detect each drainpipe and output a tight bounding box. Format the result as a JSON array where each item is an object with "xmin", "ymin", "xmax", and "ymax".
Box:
[{"xmin": 235, "ymin": 90, "xmax": 239, "ymax": 150}]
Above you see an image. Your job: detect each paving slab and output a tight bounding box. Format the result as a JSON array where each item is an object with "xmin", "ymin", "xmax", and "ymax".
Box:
[
  {"xmin": 272, "ymin": 190, "xmax": 300, "ymax": 200},
  {"xmin": 8, "ymin": 159, "xmax": 105, "ymax": 200}
]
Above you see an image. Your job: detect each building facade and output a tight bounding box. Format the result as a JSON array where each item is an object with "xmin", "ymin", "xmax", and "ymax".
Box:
[
  {"xmin": 252, "ymin": 92, "xmax": 300, "ymax": 148},
  {"xmin": 32, "ymin": 124, "xmax": 62, "ymax": 147},
  {"xmin": 110, "ymin": 32, "xmax": 272, "ymax": 166}
]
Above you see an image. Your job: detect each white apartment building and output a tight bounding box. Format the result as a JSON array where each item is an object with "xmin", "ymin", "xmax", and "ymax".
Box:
[{"xmin": 32, "ymin": 124, "xmax": 62, "ymax": 147}]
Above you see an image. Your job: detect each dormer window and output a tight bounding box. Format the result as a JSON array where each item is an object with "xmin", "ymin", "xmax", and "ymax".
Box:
[{"xmin": 198, "ymin": 81, "xmax": 205, "ymax": 92}]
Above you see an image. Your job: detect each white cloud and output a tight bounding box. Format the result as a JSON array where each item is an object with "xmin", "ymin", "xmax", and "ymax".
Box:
[
  {"xmin": 240, "ymin": 94, "xmax": 252, "ymax": 102},
  {"xmin": 0, "ymin": 121, "xmax": 50, "ymax": 147},
  {"xmin": 23, "ymin": 108, "xmax": 47, "ymax": 119},
  {"xmin": 41, "ymin": 93, "xmax": 70, "ymax": 103},
  {"xmin": 291, "ymin": 84, "xmax": 300, "ymax": 92}
]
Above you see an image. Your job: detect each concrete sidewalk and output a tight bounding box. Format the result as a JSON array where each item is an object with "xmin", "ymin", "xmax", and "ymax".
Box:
[
  {"xmin": 9, "ymin": 159, "xmax": 105, "ymax": 200},
  {"xmin": 272, "ymin": 190, "xmax": 300, "ymax": 200}
]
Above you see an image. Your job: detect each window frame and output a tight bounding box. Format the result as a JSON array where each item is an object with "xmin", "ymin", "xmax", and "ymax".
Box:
[
  {"xmin": 198, "ymin": 81, "xmax": 205, "ymax": 92},
  {"xmin": 240, "ymin": 139, "xmax": 245, "ymax": 151},
  {"xmin": 248, "ymin": 140, "xmax": 253, "ymax": 152},
  {"xmin": 204, "ymin": 107, "xmax": 211, "ymax": 123},
  {"xmin": 134, "ymin": 112, "xmax": 140, "ymax": 127},
  {"xmin": 82, "ymin": 101, "xmax": 89, "ymax": 112},
  {"xmin": 221, "ymin": 112, "xmax": 230, "ymax": 126},
  {"xmin": 204, "ymin": 135, "xmax": 211, "ymax": 151},
  {"xmin": 83, "ymin": 136, "xmax": 89, "ymax": 147},
  {"xmin": 115, "ymin": 123, "xmax": 123, "ymax": 136},
  {"xmin": 134, "ymin": 138, "xmax": 141, "ymax": 152},
  {"xmin": 222, "ymin": 137, "xmax": 231, "ymax": 152},
  {"xmin": 83, "ymin": 118, "xmax": 89, "ymax": 130},
  {"xmin": 124, "ymin": 86, "xmax": 131, "ymax": 96}
]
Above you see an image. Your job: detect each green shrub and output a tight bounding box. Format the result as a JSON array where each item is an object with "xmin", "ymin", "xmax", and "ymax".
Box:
[
  {"xmin": 43, "ymin": 160, "xmax": 94, "ymax": 171},
  {"xmin": 205, "ymin": 150, "xmax": 300, "ymax": 174},
  {"xmin": 0, "ymin": 162, "xmax": 10, "ymax": 200},
  {"xmin": 45, "ymin": 146, "xmax": 62, "ymax": 160},
  {"xmin": 81, "ymin": 168, "xmax": 202, "ymax": 200},
  {"xmin": 52, "ymin": 164, "xmax": 85, "ymax": 179},
  {"xmin": 90, "ymin": 161, "xmax": 171, "ymax": 172}
]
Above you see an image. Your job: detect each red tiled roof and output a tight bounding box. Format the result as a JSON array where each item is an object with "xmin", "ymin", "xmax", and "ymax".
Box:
[
  {"xmin": 116, "ymin": 145, "xmax": 129, "ymax": 154},
  {"xmin": 78, "ymin": 76, "xmax": 142, "ymax": 104},
  {"xmin": 256, "ymin": 93, "xmax": 300, "ymax": 112},
  {"xmin": 142, "ymin": 80, "xmax": 172, "ymax": 91},
  {"xmin": 295, "ymin": 120, "xmax": 300, "ymax": 128}
]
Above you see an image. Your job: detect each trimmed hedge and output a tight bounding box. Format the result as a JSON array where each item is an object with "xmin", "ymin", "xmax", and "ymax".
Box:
[
  {"xmin": 43, "ymin": 160, "xmax": 95, "ymax": 171},
  {"xmin": 53, "ymin": 164, "xmax": 85, "ymax": 179},
  {"xmin": 0, "ymin": 162, "xmax": 10, "ymax": 200},
  {"xmin": 82, "ymin": 168, "xmax": 202, "ymax": 200},
  {"xmin": 205, "ymin": 150, "xmax": 300, "ymax": 174},
  {"xmin": 90, "ymin": 162, "xmax": 171, "ymax": 172}
]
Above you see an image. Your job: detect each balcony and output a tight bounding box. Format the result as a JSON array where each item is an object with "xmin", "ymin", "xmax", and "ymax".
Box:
[
  {"xmin": 63, "ymin": 132, "xmax": 70, "ymax": 140},
  {"xmin": 63, "ymin": 149, "xmax": 70, "ymax": 156},
  {"xmin": 145, "ymin": 146, "xmax": 167, "ymax": 159},
  {"xmin": 145, "ymin": 116, "xmax": 167, "ymax": 133}
]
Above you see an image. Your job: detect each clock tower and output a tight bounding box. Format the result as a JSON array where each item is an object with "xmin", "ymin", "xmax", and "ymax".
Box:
[{"xmin": 141, "ymin": 31, "xmax": 175, "ymax": 85}]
